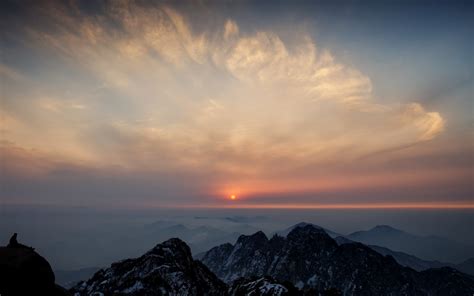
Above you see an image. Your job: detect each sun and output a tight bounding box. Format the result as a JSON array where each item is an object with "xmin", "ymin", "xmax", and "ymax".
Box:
[{"xmin": 230, "ymin": 194, "xmax": 237, "ymax": 200}]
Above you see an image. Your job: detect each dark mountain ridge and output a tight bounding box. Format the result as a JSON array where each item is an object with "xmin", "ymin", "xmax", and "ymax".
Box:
[
  {"xmin": 4, "ymin": 225, "xmax": 473, "ymax": 295},
  {"xmin": 71, "ymin": 238, "xmax": 227, "ymax": 295},
  {"xmin": 336, "ymin": 235, "xmax": 474, "ymax": 275},
  {"xmin": 274, "ymin": 222, "xmax": 342, "ymax": 238},
  {"xmin": 0, "ymin": 234, "xmax": 67, "ymax": 296},
  {"xmin": 201, "ymin": 225, "xmax": 474, "ymax": 295}
]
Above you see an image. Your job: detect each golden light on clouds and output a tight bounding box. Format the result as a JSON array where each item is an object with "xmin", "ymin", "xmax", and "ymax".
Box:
[{"xmin": 1, "ymin": 2, "xmax": 468, "ymax": 208}]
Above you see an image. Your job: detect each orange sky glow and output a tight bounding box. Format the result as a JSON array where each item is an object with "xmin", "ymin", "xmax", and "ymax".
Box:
[
  {"xmin": 1, "ymin": 2, "xmax": 472, "ymax": 208},
  {"xmin": 177, "ymin": 202, "xmax": 474, "ymax": 210}
]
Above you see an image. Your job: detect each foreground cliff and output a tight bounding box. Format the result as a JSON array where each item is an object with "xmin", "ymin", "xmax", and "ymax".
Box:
[{"xmin": 0, "ymin": 234, "xmax": 68, "ymax": 296}]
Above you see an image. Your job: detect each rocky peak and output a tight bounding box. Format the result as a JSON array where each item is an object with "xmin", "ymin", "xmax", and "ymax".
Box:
[
  {"xmin": 71, "ymin": 237, "xmax": 227, "ymax": 295},
  {"xmin": 229, "ymin": 276, "xmax": 299, "ymax": 296},
  {"xmin": 285, "ymin": 224, "xmax": 339, "ymax": 256},
  {"xmin": 201, "ymin": 243, "xmax": 234, "ymax": 274},
  {"xmin": 268, "ymin": 234, "xmax": 286, "ymax": 247},
  {"xmin": 200, "ymin": 223, "xmax": 474, "ymax": 295},
  {"xmin": 287, "ymin": 224, "xmax": 333, "ymax": 241},
  {"xmin": 199, "ymin": 225, "xmax": 341, "ymax": 284},
  {"xmin": 236, "ymin": 230, "xmax": 268, "ymax": 246},
  {"xmin": 0, "ymin": 233, "xmax": 67, "ymax": 296},
  {"xmin": 146, "ymin": 237, "xmax": 194, "ymax": 268}
]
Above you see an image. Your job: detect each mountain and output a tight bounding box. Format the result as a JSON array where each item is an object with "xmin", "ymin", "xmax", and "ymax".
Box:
[
  {"xmin": 417, "ymin": 267, "xmax": 474, "ymax": 295},
  {"xmin": 336, "ymin": 236, "xmax": 447, "ymax": 271},
  {"xmin": 334, "ymin": 236, "xmax": 354, "ymax": 245},
  {"xmin": 337, "ymin": 236, "xmax": 474, "ymax": 276},
  {"xmin": 229, "ymin": 276, "xmax": 299, "ymax": 296},
  {"xmin": 71, "ymin": 238, "xmax": 227, "ymax": 295},
  {"xmin": 368, "ymin": 245, "xmax": 447, "ymax": 271},
  {"xmin": 275, "ymin": 222, "xmax": 341, "ymax": 238},
  {"xmin": 201, "ymin": 224, "xmax": 474, "ymax": 295},
  {"xmin": 143, "ymin": 221, "xmax": 241, "ymax": 254},
  {"xmin": 347, "ymin": 225, "xmax": 473, "ymax": 263},
  {"xmin": 228, "ymin": 276, "xmax": 344, "ymax": 296},
  {"xmin": 457, "ymin": 258, "xmax": 474, "ymax": 275},
  {"xmin": 55, "ymin": 267, "xmax": 101, "ymax": 288},
  {"xmin": 0, "ymin": 235, "xmax": 68, "ymax": 296}
]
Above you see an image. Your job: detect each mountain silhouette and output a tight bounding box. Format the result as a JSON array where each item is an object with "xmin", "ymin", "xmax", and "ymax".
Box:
[
  {"xmin": 347, "ymin": 225, "xmax": 474, "ymax": 262},
  {"xmin": 71, "ymin": 238, "xmax": 227, "ymax": 295},
  {"xmin": 4, "ymin": 226, "xmax": 473, "ymax": 295},
  {"xmin": 0, "ymin": 233, "xmax": 67, "ymax": 296},
  {"xmin": 201, "ymin": 224, "xmax": 474, "ymax": 295}
]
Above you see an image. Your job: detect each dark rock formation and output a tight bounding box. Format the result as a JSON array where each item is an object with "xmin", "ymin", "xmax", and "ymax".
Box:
[
  {"xmin": 201, "ymin": 225, "xmax": 474, "ymax": 295},
  {"xmin": 71, "ymin": 238, "xmax": 227, "ymax": 295},
  {"xmin": 346, "ymin": 225, "xmax": 474, "ymax": 263},
  {"xmin": 0, "ymin": 234, "xmax": 67, "ymax": 296},
  {"xmin": 337, "ymin": 235, "xmax": 474, "ymax": 276},
  {"xmin": 229, "ymin": 276, "xmax": 300, "ymax": 296}
]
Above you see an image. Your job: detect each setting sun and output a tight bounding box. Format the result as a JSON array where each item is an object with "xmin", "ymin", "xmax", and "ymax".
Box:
[{"xmin": 1, "ymin": 1, "xmax": 473, "ymax": 295}]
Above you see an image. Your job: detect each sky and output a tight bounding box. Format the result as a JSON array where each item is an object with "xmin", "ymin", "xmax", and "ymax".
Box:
[{"xmin": 1, "ymin": 0, "xmax": 473, "ymax": 209}]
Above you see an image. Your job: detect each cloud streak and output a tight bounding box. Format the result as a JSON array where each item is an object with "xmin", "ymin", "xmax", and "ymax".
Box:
[{"xmin": 1, "ymin": 1, "xmax": 467, "ymax": 207}]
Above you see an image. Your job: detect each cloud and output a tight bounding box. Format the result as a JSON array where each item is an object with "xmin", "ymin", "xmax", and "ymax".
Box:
[
  {"xmin": 224, "ymin": 20, "xmax": 239, "ymax": 40},
  {"xmin": 0, "ymin": 2, "xmax": 454, "ymax": 204},
  {"xmin": 401, "ymin": 103, "xmax": 445, "ymax": 141}
]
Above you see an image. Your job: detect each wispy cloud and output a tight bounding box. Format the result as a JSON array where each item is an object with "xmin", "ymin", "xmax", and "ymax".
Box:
[{"xmin": 1, "ymin": 1, "xmax": 467, "ymax": 206}]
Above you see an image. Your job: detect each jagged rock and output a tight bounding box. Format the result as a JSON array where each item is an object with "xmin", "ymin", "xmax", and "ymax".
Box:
[
  {"xmin": 0, "ymin": 234, "xmax": 67, "ymax": 296},
  {"xmin": 201, "ymin": 242, "xmax": 233, "ymax": 273},
  {"xmin": 201, "ymin": 225, "xmax": 339, "ymax": 284},
  {"xmin": 71, "ymin": 238, "xmax": 227, "ymax": 296},
  {"xmin": 201, "ymin": 225, "xmax": 474, "ymax": 295},
  {"xmin": 229, "ymin": 276, "xmax": 300, "ymax": 296},
  {"xmin": 228, "ymin": 276, "xmax": 343, "ymax": 296},
  {"xmin": 417, "ymin": 267, "xmax": 474, "ymax": 295}
]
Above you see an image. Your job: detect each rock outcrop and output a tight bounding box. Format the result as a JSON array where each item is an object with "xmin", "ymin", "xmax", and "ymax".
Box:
[
  {"xmin": 71, "ymin": 238, "xmax": 227, "ymax": 296},
  {"xmin": 201, "ymin": 225, "xmax": 474, "ymax": 295},
  {"xmin": 0, "ymin": 234, "xmax": 67, "ymax": 296}
]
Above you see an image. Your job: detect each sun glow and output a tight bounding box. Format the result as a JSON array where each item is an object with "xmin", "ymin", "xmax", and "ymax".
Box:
[{"xmin": 230, "ymin": 194, "xmax": 237, "ymax": 200}]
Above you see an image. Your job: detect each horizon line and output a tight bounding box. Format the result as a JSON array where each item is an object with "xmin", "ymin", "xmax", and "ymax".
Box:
[
  {"xmin": 2, "ymin": 201, "xmax": 474, "ymax": 210},
  {"xmin": 176, "ymin": 202, "xmax": 474, "ymax": 210},
  {"xmin": 170, "ymin": 201, "xmax": 474, "ymax": 210}
]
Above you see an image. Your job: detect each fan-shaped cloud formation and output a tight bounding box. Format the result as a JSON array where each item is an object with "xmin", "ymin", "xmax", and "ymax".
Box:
[{"xmin": 1, "ymin": 1, "xmax": 462, "ymax": 206}]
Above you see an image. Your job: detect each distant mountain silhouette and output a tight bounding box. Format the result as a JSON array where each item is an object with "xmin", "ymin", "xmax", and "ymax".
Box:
[
  {"xmin": 335, "ymin": 236, "xmax": 474, "ymax": 276},
  {"xmin": 0, "ymin": 234, "xmax": 67, "ymax": 296},
  {"xmin": 201, "ymin": 224, "xmax": 474, "ymax": 295},
  {"xmin": 347, "ymin": 225, "xmax": 474, "ymax": 263}
]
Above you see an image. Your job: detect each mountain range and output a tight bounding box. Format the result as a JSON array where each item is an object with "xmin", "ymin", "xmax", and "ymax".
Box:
[
  {"xmin": 5, "ymin": 223, "xmax": 474, "ymax": 295},
  {"xmin": 346, "ymin": 225, "xmax": 473, "ymax": 263},
  {"xmin": 143, "ymin": 221, "xmax": 242, "ymax": 254},
  {"xmin": 70, "ymin": 224, "xmax": 474, "ymax": 295},
  {"xmin": 332, "ymin": 234, "xmax": 474, "ymax": 276},
  {"xmin": 273, "ymin": 222, "xmax": 474, "ymax": 276},
  {"xmin": 56, "ymin": 222, "xmax": 474, "ymax": 289},
  {"xmin": 200, "ymin": 225, "xmax": 474, "ymax": 295}
]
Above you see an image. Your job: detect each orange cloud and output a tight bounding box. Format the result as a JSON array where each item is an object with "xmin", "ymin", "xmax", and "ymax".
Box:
[{"xmin": 1, "ymin": 2, "xmax": 460, "ymax": 207}]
